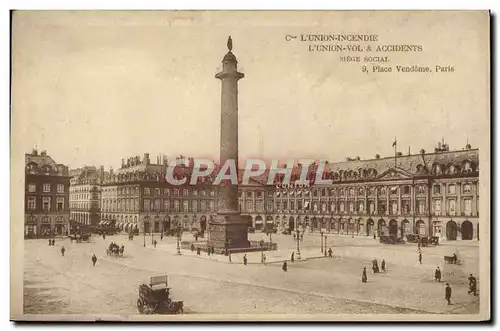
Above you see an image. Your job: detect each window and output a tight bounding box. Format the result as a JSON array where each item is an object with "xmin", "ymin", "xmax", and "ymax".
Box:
[
  {"xmin": 164, "ymin": 200, "xmax": 170, "ymax": 211},
  {"xmin": 154, "ymin": 188, "xmax": 161, "ymax": 196},
  {"xmin": 417, "ymin": 200, "xmax": 425, "ymax": 214},
  {"xmin": 192, "ymin": 189, "xmax": 198, "ymax": 196},
  {"xmin": 369, "ymin": 202, "xmax": 375, "ymax": 214},
  {"xmin": 28, "ymin": 196, "xmax": 36, "ymax": 210},
  {"xmin": 192, "ymin": 200, "xmax": 198, "ymax": 212},
  {"xmin": 418, "ymin": 185, "xmax": 426, "ymax": 194},
  {"xmin": 330, "ymin": 202, "xmax": 336, "ymax": 212},
  {"xmin": 313, "ymin": 190, "xmax": 319, "ymax": 197},
  {"xmin": 164, "ymin": 189, "xmax": 170, "ymax": 196},
  {"xmin": 391, "ymin": 201, "xmax": 398, "ymax": 214},
  {"xmin": 183, "ymin": 200, "xmax": 189, "ymax": 212},
  {"xmin": 390, "ymin": 186, "xmax": 398, "ymax": 195},
  {"xmin": 256, "ymin": 201, "xmax": 263, "ymax": 211},
  {"xmin": 246, "ymin": 191, "xmax": 252, "ymax": 198},
  {"xmin": 56, "ymin": 197, "xmax": 64, "ymax": 212},
  {"xmin": 283, "ymin": 200, "xmax": 288, "ymax": 210},
  {"xmin": 238, "ymin": 200, "xmax": 242, "ymax": 211},
  {"xmin": 256, "ymin": 191, "xmax": 263, "ymax": 198},
  {"xmin": 173, "ymin": 189, "xmax": 180, "ymax": 196},
  {"xmin": 322, "ymin": 203, "xmax": 327, "ymax": 213},
  {"xmin": 200, "ymin": 200, "xmax": 206, "ymax": 211},
  {"xmin": 403, "ymin": 186, "xmax": 410, "ymax": 195},
  {"xmin": 448, "ymin": 184, "xmax": 456, "ymax": 195},
  {"xmin": 463, "ymin": 184, "xmax": 472, "ymax": 193},
  {"xmin": 43, "ymin": 184, "xmax": 51, "ymax": 193},
  {"xmin": 359, "ymin": 201, "xmax": 364, "ymax": 212},
  {"xmin": 349, "ymin": 188, "xmax": 355, "ymax": 196},
  {"xmin": 434, "ymin": 199, "xmax": 442, "ymax": 215},
  {"xmin": 297, "ymin": 201, "xmax": 303, "ymax": 210},
  {"xmin": 448, "ymin": 199, "xmax": 456, "ymax": 215},
  {"xmin": 359, "ymin": 187, "xmax": 365, "ymax": 195},
  {"xmin": 339, "ymin": 202, "xmax": 345, "ymax": 213},
  {"xmin": 183, "ymin": 189, "xmax": 189, "ymax": 196},
  {"xmin": 267, "ymin": 200, "xmax": 273, "ymax": 211},
  {"xmin": 42, "ymin": 196, "xmax": 51, "ymax": 211},
  {"xmin": 28, "ymin": 184, "xmax": 36, "ymax": 193},
  {"xmin": 209, "ymin": 200, "xmax": 215, "ymax": 211},
  {"xmin": 349, "ymin": 202, "xmax": 354, "ymax": 213},
  {"xmin": 210, "ymin": 190, "xmax": 215, "ymax": 197},
  {"xmin": 143, "ymin": 199, "xmax": 151, "ymax": 212},
  {"xmin": 313, "ymin": 202, "xmax": 318, "ymax": 212},
  {"xmin": 464, "ymin": 198, "xmax": 472, "ymax": 215},
  {"xmin": 380, "ymin": 187, "xmax": 387, "ymax": 195},
  {"xmin": 144, "ymin": 188, "xmax": 150, "ymax": 196},
  {"xmin": 246, "ymin": 200, "xmax": 253, "ymax": 211},
  {"xmin": 154, "ymin": 199, "xmax": 161, "ymax": 211},
  {"xmin": 174, "ymin": 200, "xmax": 180, "ymax": 212},
  {"xmin": 433, "ymin": 185, "xmax": 441, "ymax": 194}
]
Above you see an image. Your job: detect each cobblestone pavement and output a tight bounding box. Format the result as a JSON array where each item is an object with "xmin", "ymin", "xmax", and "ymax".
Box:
[{"xmin": 23, "ymin": 233, "xmax": 479, "ymax": 317}]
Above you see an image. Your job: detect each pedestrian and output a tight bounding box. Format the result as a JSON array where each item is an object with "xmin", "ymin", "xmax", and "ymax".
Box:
[
  {"xmin": 195, "ymin": 234, "xmax": 198, "ymax": 241},
  {"xmin": 468, "ymin": 274, "xmax": 477, "ymax": 296},
  {"xmin": 445, "ymin": 283, "xmax": 452, "ymax": 305},
  {"xmin": 243, "ymin": 254, "xmax": 248, "ymax": 265},
  {"xmin": 190, "ymin": 244, "xmax": 195, "ymax": 252},
  {"xmin": 262, "ymin": 253, "xmax": 266, "ymax": 264},
  {"xmin": 328, "ymin": 248, "xmax": 333, "ymax": 258},
  {"xmin": 208, "ymin": 248, "xmax": 211, "ymax": 256},
  {"xmin": 435, "ymin": 267, "xmax": 442, "ymax": 282},
  {"xmin": 291, "ymin": 252, "xmax": 295, "ymax": 263},
  {"xmin": 52, "ymin": 239, "xmax": 55, "ymax": 246},
  {"xmin": 153, "ymin": 240, "xmax": 157, "ymax": 248},
  {"xmin": 211, "ymin": 246, "xmax": 215, "ymax": 255},
  {"xmin": 229, "ymin": 252, "xmax": 232, "ymax": 263},
  {"xmin": 282, "ymin": 261, "xmax": 288, "ymax": 272},
  {"xmin": 92, "ymin": 254, "xmax": 97, "ymax": 267},
  {"xmin": 48, "ymin": 239, "xmax": 52, "ymax": 246},
  {"xmin": 300, "ymin": 233, "xmax": 304, "ymax": 241},
  {"xmin": 60, "ymin": 246, "xmax": 66, "ymax": 257},
  {"xmin": 418, "ymin": 242, "xmax": 421, "ymax": 249},
  {"xmin": 293, "ymin": 233, "xmax": 296, "ymax": 240},
  {"xmin": 197, "ymin": 247, "xmax": 201, "ymax": 255},
  {"xmin": 362, "ymin": 267, "xmax": 367, "ymax": 283},
  {"xmin": 160, "ymin": 233, "xmax": 164, "ymax": 242},
  {"xmin": 381, "ymin": 259, "xmax": 386, "ymax": 272},
  {"xmin": 103, "ymin": 234, "xmax": 106, "ymax": 240},
  {"xmin": 419, "ymin": 252, "xmax": 422, "ymax": 264}
]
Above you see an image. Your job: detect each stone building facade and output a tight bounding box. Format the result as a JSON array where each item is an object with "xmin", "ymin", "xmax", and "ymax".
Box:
[
  {"xmin": 69, "ymin": 165, "xmax": 106, "ymax": 227},
  {"xmin": 24, "ymin": 149, "xmax": 70, "ymax": 238},
  {"xmin": 267, "ymin": 144, "xmax": 479, "ymax": 241}
]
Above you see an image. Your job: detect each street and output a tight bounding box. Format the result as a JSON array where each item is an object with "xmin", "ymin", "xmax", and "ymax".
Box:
[{"xmin": 23, "ymin": 233, "xmax": 479, "ymax": 316}]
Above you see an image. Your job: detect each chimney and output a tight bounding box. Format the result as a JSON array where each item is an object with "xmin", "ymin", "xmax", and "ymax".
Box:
[
  {"xmin": 121, "ymin": 158, "xmax": 125, "ymax": 168},
  {"xmin": 143, "ymin": 153, "xmax": 150, "ymax": 165},
  {"xmin": 32, "ymin": 148, "xmax": 38, "ymax": 156},
  {"xmin": 110, "ymin": 167, "xmax": 114, "ymax": 176},
  {"xmin": 41, "ymin": 150, "xmax": 47, "ymax": 156},
  {"xmin": 163, "ymin": 155, "xmax": 168, "ymax": 165}
]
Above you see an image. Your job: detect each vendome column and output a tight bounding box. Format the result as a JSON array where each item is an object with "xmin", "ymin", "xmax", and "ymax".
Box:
[{"xmin": 208, "ymin": 37, "xmax": 250, "ymax": 251}]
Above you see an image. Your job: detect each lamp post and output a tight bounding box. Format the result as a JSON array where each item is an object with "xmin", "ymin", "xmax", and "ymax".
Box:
[
  {"xmin": 324, "ymin": 235, "xmax": 327, "ymax": 256},
  {"xmin": 295, "ymin": 228, "xmax": 301, "ymax": 260},
  {"xmin": 143, "ymin": 222, "xmax": 146, "ymax": 248},
  {"xmin": 320, "ymin": 231, "xmax": 324, "ymax": 253},
  {"xmin": 176, "ymin": 222, "xmax": 182, "ymax": 255},
  {"xmin": 260, "ymin": 239, "xmax": 264, "ymax": 263}
]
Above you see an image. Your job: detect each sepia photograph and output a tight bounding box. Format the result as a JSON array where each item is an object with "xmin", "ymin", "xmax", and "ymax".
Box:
[{"xmin": 9, "ymin": 10, "xmax": 490, "ymax": 321}]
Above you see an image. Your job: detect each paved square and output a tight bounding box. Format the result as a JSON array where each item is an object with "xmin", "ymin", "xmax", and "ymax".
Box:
[{"xmin": 24, "ymin": 233, "xmax": 479, "ymax": 316}]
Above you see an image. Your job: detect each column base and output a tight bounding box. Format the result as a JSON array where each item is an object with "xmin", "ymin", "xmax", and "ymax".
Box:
[{"xmin": 208, "ymin": 213, "xmax": 250, "ymax": 250}]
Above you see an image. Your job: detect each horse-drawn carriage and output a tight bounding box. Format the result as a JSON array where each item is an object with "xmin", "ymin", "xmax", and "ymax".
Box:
[
  {"xmin": 406, "ymin": 234, "xmax": 439, "ymax": 247},
  {"xmin": 106, "ymin": 243, "xmax": 124, "ymax": 257},
  {"xmin": 444, "ymin": 253, "xmax": 461, "ymax": 265},
  {"xmin": 137, "ymin": 275, "xmax": 184, "ymax": 314},
  {"xmin": 68, "ymin": 233, "xmax": 91, "ymax": 243},
  {"xmin": 379, "ymin": 235, "xmax": 405, "ymax": 244}
]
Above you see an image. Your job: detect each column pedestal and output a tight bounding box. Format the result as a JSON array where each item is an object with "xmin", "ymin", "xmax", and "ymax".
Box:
[{"xmin": 208, "ymin": 213, "xmax": 250, "ymax": 251}]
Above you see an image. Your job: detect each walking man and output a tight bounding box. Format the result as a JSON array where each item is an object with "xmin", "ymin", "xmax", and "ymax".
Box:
[
  {"xmin": 160, "ymin": 233, "xmax": 164, "ymax": 242},
  {"xmin": 419, "ymin": 252, "xmax": 422, "ymax": 264},
  {"xmin": 468, "ymin": 274, "xmax": 477, "ymax": 296},
  {"xmin": 60, "ymin": 246, "xmax": 66, "ymax": 257},
  {"xmin": 52, "ymin": 239, "xmax": 55, "ymax": 246},
  {"xmin": 48, "ymin": 239, "xmax": 52, "ymax": 246},
  {"xmin": 445, "ymin": 283, "xmax": 452, "ymax": 305},
  {"xmin": 291, "ymin": 252, "xmax": 295, "ymax": 263},
  {"xmin": 92, "ymin": 254, "xmax": 97, "ymax": 267},
  {"xmin": 381, "ymin": 259, "xmax": 386, "ymax": 272},
  {"xmin": 282, "ymin": 261, "xmax": 288, "ymax": 272},
  {"xmin": 153, "ymin": 240, "xmax": 157, "ymax": 248},
  {"xmin": 243, "ymin": 254, "xmax": 248, "ymax": 265},
  {"xmin": 328, "ymin": 248, "xmax": 333, "ymax": 258},
  {"xmin": 362, "ymin": 267, "xmax": 367, "ymax": 283},
  {"xmin": 435, "ymin": 267, "xmax": 442, "ymax": 282}
]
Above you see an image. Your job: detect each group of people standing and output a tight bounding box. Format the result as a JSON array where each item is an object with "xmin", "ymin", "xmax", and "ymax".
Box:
[{"xmin": 361, "ymin": 258, "xmax": 386, "ymax": 282}]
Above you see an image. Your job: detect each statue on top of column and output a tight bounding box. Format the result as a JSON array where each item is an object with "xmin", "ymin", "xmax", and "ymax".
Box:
[{"xmin": 227, "ymin": 36, "xmax": 233, "ymax": 51}]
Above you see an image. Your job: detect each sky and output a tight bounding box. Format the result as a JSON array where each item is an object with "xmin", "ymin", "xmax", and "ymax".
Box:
[{"xmin": 11, "ymin": 11, "xmax": 490, "ymax": 170}]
